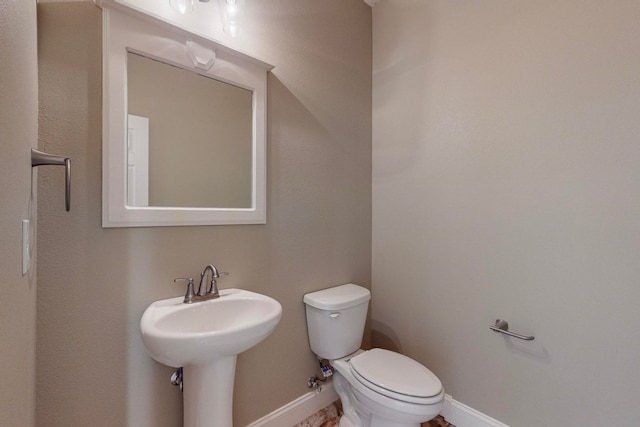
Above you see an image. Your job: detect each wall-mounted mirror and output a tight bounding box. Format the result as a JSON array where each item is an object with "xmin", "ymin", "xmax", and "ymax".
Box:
[
  {"xmin": 127, "ymin": 52, "xmax": 253, "ymax": 209},
  {"xmin": 98, "ymin": 0, "xmax": 273, "ymax": 227}
]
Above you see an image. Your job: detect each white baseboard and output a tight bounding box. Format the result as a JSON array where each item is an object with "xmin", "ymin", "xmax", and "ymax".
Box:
[
  {"xmin": 246, "ymin": 382, "xmax": 338, "ymax": 427},
  {"xmin": 441, "ymin": 394, "xmax": 509, "ymax": 427},
  {"xmin": 246, "ymin": 386, "xmax": 508, "ymax": 427}
]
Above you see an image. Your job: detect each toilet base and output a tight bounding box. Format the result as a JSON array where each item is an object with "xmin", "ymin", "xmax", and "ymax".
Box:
[
  {"xmin": 339, "ymin": 417, "xmax": 356, "ymax": 427},
  {"xmin": 333, "ymin": 369, "xmax": 443, "ymax": 427}
]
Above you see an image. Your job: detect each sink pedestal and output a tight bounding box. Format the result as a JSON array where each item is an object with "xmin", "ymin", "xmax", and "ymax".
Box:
[
  {"xmin": 183, "ymin": 356, "xmax": 237, "ymax": 427},
  {"xmin": 140, "ymin": 289, "xmax": 282, "ymax": 426}
]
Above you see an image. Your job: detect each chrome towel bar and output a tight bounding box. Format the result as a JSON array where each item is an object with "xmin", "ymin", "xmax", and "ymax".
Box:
[
  {"xmin": 31, "ymin": 148, "xmax": 71, "ymax": 211},
  {"xmin": 490, "ymin": 319, "xmax": 535, "ymax": 341}
]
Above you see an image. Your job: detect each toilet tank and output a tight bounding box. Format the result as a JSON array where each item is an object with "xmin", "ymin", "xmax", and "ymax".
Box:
[{"xmin": 303, "ymin": 284, "xmax": 371, "ymax": 360}]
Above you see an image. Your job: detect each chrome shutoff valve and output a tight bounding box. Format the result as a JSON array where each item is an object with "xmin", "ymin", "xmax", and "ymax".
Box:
[
  {"xmin": 307, "ymin": 376, "xmax": 323, "ymax": 393},
  {"xmin": 307, "ymin": 359, "xmax": 333, "ymax": 394},
  {"xmin": 170, "ymin": 367, "xmax": 183, "ymax": 392}
]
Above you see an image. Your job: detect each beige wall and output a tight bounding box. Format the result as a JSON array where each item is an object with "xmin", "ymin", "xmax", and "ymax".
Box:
[
  {"xmin": 0, "ymin": 1, "xmax": 38, "ymax": 426},
  {"xmin": 372, "ymin": 1, "xmax": 640, "ymax": 426},
  {"xmin": 36, "ymin": 1, "xmax": 371, "ymax": 427}
]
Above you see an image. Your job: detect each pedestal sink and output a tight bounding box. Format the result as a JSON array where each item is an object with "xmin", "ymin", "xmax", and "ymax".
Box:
[{"xmin": 140, "ymin": 288, "xmax": 282, "ymax": 427}]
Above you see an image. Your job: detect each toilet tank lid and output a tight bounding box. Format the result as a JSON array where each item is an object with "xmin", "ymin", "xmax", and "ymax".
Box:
[{"xmin": 303, "ymin": 284, "xmax": 371, "ymax": 310}]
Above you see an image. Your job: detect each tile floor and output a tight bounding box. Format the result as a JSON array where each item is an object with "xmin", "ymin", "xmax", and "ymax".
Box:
[{"xmin": 293, "ymin": 400, "xmax": 455, "ymax": 427}]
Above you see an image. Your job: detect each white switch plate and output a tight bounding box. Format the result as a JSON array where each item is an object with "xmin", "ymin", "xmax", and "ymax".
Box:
[{"xmin": 22, "ymin": 219, "xmax": 30, "ymax": 275}]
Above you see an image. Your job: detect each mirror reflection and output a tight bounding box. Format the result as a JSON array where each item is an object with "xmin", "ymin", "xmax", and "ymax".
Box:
[{"xmin": 127, "ymin": 52, "xmax": 253, "ymax": 209}]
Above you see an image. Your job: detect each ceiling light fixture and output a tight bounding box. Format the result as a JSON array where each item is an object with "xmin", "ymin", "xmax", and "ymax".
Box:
[{"xmin": 169, "ymin": 0, "xmax": 245, "ymax": 38}]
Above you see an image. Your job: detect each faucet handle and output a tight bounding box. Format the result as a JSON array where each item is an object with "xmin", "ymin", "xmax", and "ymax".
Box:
[{"xmin": 174, "ymin": 278, "xmax": 196, "ymax": 303}]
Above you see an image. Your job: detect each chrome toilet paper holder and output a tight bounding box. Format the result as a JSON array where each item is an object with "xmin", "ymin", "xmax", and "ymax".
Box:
[{"xmin": 489, "ymin": 319, "xmax": 535, "ymax": 341}]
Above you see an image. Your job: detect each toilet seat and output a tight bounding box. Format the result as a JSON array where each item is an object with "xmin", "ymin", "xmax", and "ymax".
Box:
[{"xmin": 349, "ymin": 349, "xmax": 443, "ymax": 405}]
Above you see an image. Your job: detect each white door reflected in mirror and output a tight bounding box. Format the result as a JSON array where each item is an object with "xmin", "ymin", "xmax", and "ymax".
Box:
[{"xmin": 126, "ymin": 114, "xmax": 149, "ymax": 207}]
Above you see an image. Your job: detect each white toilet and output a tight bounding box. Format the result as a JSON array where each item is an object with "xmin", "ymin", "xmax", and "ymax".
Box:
[{"xmin": 304, "ymin": 284, "xmax": 445, "ymax": 427}]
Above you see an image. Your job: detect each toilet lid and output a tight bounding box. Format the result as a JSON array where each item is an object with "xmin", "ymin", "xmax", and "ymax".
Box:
[{"xmin": 350, "ymin": 349, "xmax": 442, "ymax": 401}]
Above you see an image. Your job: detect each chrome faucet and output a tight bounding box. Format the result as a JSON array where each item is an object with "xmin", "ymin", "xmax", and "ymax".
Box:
[
  {"xmin": 174, "ymin": 264, "xmax": 229, "ymax": 304},
  {"xmin": 198, "ymin": 264, "xmax": 221, "ymax": 298}
]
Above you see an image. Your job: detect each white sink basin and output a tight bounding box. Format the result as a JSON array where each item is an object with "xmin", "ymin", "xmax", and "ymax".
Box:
[
  {"xmin": 141, "ymin": 288, "xmax": 282, "ymax": 367},
  {"xmin": 140, "ymin": 288, "xmax": 282, "ymax": 427}
]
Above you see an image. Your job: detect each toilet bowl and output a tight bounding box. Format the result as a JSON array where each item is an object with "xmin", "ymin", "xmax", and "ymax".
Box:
[
  {"xmin": 303, "ymin": 284, "xmax": 444, "ymax": 427},
  {"xmin": 332, "ymin": 349, "xmax": 444, "ymax": 427}
]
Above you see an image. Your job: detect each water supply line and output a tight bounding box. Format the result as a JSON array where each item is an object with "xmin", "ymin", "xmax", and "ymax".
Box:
[{"xmin": 307, "ymin": 359, "xmax": 332, "ymax": 393}]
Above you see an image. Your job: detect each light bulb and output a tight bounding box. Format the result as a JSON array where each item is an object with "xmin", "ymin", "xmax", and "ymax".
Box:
[
  {"xmin": 224, "ymin": 23, "xmax": 240, "ymax": 38},
  {"xmin": 218, "ymin": 0, "xmax": 244, "ymax": 37},
  {"xmin": 226, "ymin": 4, "xmax": 238, "ymax": 18},
  {"xmin": 169, "ymin": 0, "xmax": 194, "ymax": 15}
]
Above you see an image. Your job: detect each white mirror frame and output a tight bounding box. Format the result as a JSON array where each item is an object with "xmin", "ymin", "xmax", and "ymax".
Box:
[{"xmin": 97, "ymin": 0, "xmax": 273, "ymax": 227}]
